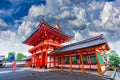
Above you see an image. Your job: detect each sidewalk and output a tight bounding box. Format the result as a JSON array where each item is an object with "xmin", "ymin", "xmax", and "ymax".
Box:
[{"xmin": 24, "ymin": 67, "xmax": 53, "ymax": 72}]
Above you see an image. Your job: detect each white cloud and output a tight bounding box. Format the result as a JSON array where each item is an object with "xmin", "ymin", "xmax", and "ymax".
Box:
[
  {"xmin": 0, "ymin": 30, "xmax": 31, "ymax": 58},
  {"xmin": 46, "ymin": 0, "xmax": 60, "ymax": 13},
  {"xmin": 0, "ymin": 8, "xmax": 14, "ymax": 16},
  {"xmin": 15, "ymin": 19, "xmax": 23, "ymax": 23},
  {"xmin": 28, "ymin": 5, "xmax": 46, "ymax": 18},
  {"xmin": 100, "ymin": 2, "xmax": 120, "ymax": 31},
  {"xmin": 88, "ymin": 1, "xmax": 104, "ymax": 10},
  {"xmin": 93, "ymin": 20, "xmax": 102, "ymax": 27},
  {"xmin": 74, "ymin": 7, "xmax": 86, "ymax": 20},
  {"xmin": 115, "ymin": 0, "xmax": 120, "ymax": 8},
  {"xmin": 18, "ymin": 22, "xmax": 32, "ymax": 37},
  {"xmin": 100, "ymin": 2, "xmax": 113, "ymax": 24},
  {"xmin": 19, "ymin": 1, "xmax": 120, "ymax": 39},
  {"xmin": 74, "ymin": 31, "xmax": 83, "ymax": 40},
  {"xmin": 69, "ymin": 20, "xmax": 85, "ymax": 28},
  {"xmin": 89, "ymin": 31, "xmax": 107, "ymax": 37},
  {"xmin": 62, "ymin": 30, "xmax": 83, "ymax": 45},
  {"xmin": 109, "ymin": 41, "xmax": 120, "ymax": 57},
  {"xmin": 0, "ymin": 19, "xmax": 7, "ymax": 28},
  {"xmin": 18, "ymin": 21, "xmax": 39, "ymax": 40},
  {"xmin": 54, "ymin": 10, "xmax": 74, "ymax": 20},
  {"xmin": 0, "ymin": 40, "xmax": 31, "ymax": 57},
  {"xmin": 0, "ymin": 30, "xmax": 16, "ymax": 42}
]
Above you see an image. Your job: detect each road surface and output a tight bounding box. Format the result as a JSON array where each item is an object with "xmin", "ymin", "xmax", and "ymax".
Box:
[{"xmin": 0, "ymin": 67, "xmax": 107, "ymax": 80}]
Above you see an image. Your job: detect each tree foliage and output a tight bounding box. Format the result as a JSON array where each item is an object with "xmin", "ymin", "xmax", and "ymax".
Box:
[
  {"xmin": 5, "ymin": 52, "xmax": 16, "ymax": 61},
  {"xmin": 109, "ymin": 50, "xmax": 120, "ymax": 66},
  {"xmin": 16, "ymin": 53, "xmax": 27, "ymax": 61}
]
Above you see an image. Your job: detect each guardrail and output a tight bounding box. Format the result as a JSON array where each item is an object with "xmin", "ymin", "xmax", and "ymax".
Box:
[{"xmin": 1, "ymin": 61, "xmax": 26, "ymax": 68}]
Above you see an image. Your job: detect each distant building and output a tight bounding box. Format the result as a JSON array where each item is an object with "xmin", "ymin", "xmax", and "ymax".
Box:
[
  {"xmin": 0, "ymin": 55, "xmax": 5, "ymax": 67},
  {"xmin": 22, "ymin": 56, "xmax": 32, "ymax": 67}
]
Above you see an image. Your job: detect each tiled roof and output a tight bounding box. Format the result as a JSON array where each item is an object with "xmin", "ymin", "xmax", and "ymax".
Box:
[
  {"xmin": 22, "ymin": 56, "xmax": 32, "ymax": 60},
  {"xmin": 49, "ymin": 34, "xmax": 107, "ymax": 55},
  {"xmin": 23, "ymin": 20, "xmax": 73, "ymax": 44},
  {"xmin": 44, "ymin": 21, "xmax": 73, "ymax": 38}
]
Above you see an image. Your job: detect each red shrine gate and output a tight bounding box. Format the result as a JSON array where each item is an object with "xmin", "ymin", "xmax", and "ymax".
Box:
[
  {"xmin": 24, "ymin": 20, "xmax": 72, "ymax": 68},
  {"xmin": 24, "ymin": 20, "xmax": 110, "ymax": 75}
]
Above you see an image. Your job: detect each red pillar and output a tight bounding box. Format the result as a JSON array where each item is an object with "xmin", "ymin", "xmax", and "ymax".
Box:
[
  {"xmin": 54, "ymin": 56, "xmax": 56, "ymax": 70},
  {"xmin": 61, "ymin": 56, "xmax": 64, "ymax": 72},
  {"xmin": 80, "ymin": 54, "xmax": 85, "ymax": 74},
  {"xmin": 69, "ymin": 54, "xmax": 72, "ymax": 72},
  {"xmin": 49, "ymin": 56, "xmax": 51, "ymax": 68}
]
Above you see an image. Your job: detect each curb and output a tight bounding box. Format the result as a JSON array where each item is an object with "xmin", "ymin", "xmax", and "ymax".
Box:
[{"xmin": 103, "ymin": 69, "xmax": 116, "ymax": 80}]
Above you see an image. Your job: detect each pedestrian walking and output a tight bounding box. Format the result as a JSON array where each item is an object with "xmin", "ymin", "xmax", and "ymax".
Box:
[{"xmin": 12, "ymin": 60, "xmax": 16, "ymax": 72}]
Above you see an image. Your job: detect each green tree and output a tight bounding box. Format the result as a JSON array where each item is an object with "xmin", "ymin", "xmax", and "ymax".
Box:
[
  {"xmin": 6, "ymin": 52, "xmax": 16, "ymax": 61},
  {"xmin": 109, "ymin": 50, "xmax": 120, "ymax": 66},
  {"xmin": 16, "ymin": 53, "xmax": 27, "ymax": 61}
]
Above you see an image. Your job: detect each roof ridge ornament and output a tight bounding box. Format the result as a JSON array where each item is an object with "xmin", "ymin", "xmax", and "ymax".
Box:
[{"xmin": 54, "ymin": 24, "xmax": 62, "ymax": 32}]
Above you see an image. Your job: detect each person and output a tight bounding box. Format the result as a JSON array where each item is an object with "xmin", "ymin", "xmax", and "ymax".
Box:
[{"xmin": 12, "ymin": 60, "xmax": 16, "ymax": 72}]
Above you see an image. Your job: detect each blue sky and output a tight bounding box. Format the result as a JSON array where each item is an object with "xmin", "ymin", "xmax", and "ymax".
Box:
[
  {"xmin": 0, "ymin": 0, "xmax": 120, "ymax": 57},
  {"xmin": 0, "ymin": 0, "xmax": 45, "ymax": 31}
]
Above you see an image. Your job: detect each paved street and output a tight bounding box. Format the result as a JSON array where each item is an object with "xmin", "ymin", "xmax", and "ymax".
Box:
[
  {"xmin": 115, "ymin": 69, "xmax": 120, "ymax": 80},
  {"xmin": 0, "ymin": 67, "xmax": 106, "ymax": 80},
  {"xmin": 115, "ymin": 72, "xmax": 120, "ymax": 80}
]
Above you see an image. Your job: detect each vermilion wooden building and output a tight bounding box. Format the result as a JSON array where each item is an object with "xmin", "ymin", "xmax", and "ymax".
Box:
[{"xmin": 24, "ymin": 20, "xmax": 110, "ymax": 75}]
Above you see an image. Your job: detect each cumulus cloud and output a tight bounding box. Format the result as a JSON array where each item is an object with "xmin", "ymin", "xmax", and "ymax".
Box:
[
  {"xmin": 0, "ymin": 28, "xmax": 31, "ymax": 57},
  {"xmin": 0, "ymin": 29, "xmax": 31, "ymax": 57},
  {"xmin": 89, "ymin": 31, "xmax": 107, "ymax": 37},
  {"xmin": 109, "ymin": 41, "xmax": 120, "ymax": 56},
  {"xmin": 54, "ymin": 10, "xmax": 75, "ymax": 20},
  {"xmin": 0, "ymin": 8, "xmax": 14, "ymax": 16},
  {"xmin": 0, "ymin": 30, "xmax": 16, "ymax": 42},
  {"xmin": 0, "ymin": 19, "xmax": 8, "ymax": 30},
  {"xmin": 115, "ymin": 0, "xmax": 120, "ymax": 8},
  {"xmin": 17, "ymin": 21, "xmax": 39, "ymax": 41},
  {"xmin": 1, "ymin": 0, "xmax": 118, "ymax": 56},
  {"xmin": 17, "ymin": 0, "xmax": 120, "ymax": 41},
  {"xmin": 99, "ymin": 2, "xmax": 120, "ymax": 33},
  {"xmin": 74, "ymin": 7, "xmax": 86, "ymax": 20},
  {"xmin": 17, "ymin": 4, "xmax": 47, "ymax": 40},
  {"xmin": 0, "ymin": 39, "xmax": 31, "ymax": 57},
  {"xmin": 28, "ymin": 5, "xmax": 46, "ymax": 18},
  {"xmin": 100, "ymin": 2, "xmax": 113, "ymax": 24}
]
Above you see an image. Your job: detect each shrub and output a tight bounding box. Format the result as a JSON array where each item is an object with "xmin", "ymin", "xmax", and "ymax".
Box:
[{"xmin": 108, "ymin": 66, "xmax": 115, "ymax": 71}]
